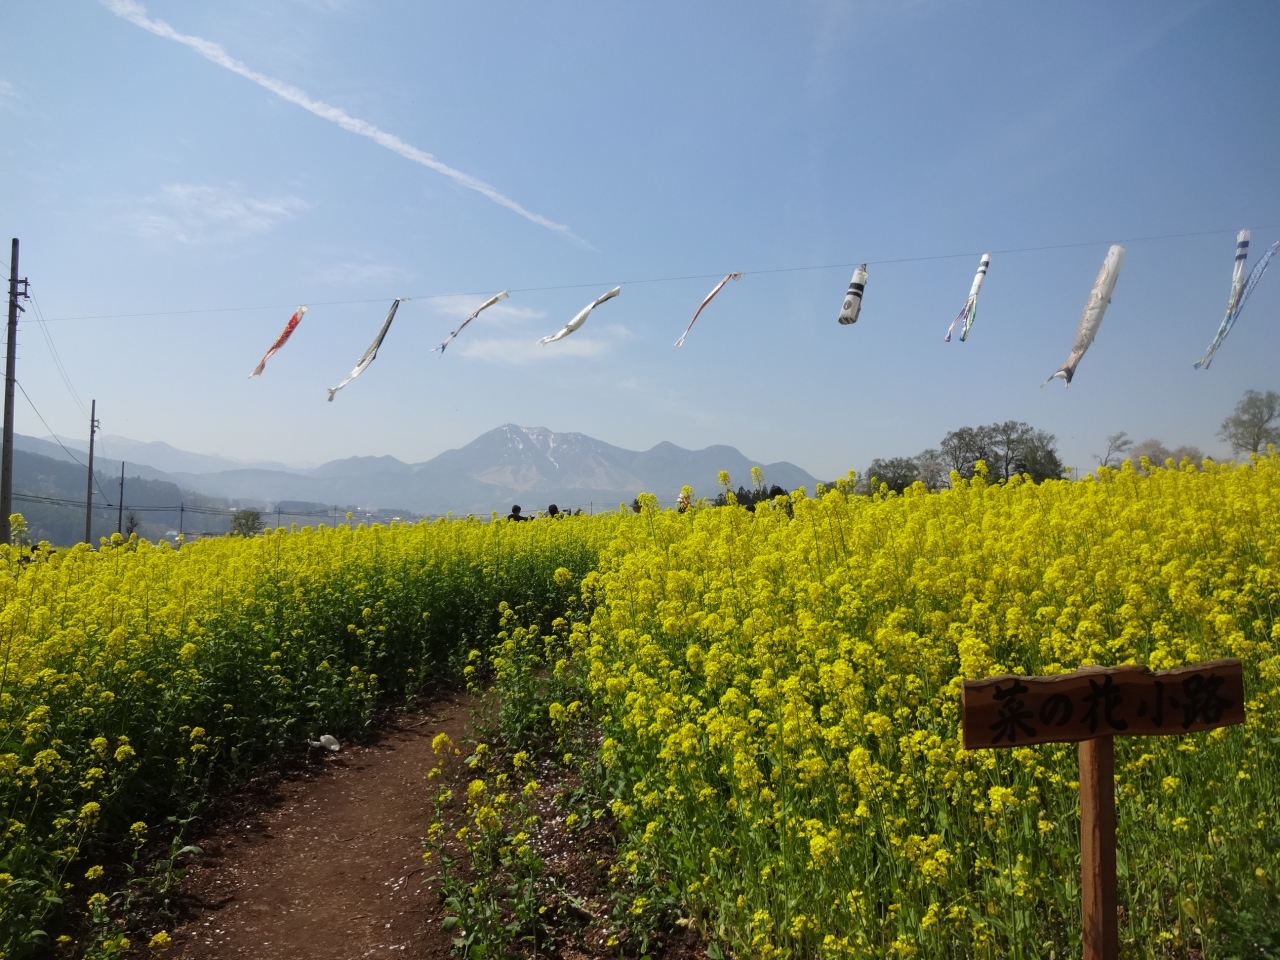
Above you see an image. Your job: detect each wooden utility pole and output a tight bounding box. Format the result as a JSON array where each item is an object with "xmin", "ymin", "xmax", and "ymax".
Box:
[
  {"xmin": 1, "ymin": 238, "xmax": 27, "ymax": 544},
  {"xmin": 117, "ymin": 460, "xmax": 125, "ymax": 535},
  {"xmin": 84, "ymin": 399, "xmax": 98, "ymax": 545},
  {"xmin": 962, "ymin": 659, "xmax": 1245, "ymax": 960}
]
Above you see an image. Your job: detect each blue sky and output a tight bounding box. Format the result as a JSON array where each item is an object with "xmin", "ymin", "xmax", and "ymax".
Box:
[{"xmin": 2, "ymin": 0, "xmax": 1279, "ymax": 480}]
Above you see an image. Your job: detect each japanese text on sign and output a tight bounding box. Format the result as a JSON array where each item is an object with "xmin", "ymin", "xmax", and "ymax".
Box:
[{"xmin": 961, "ymin": 659, "xmax": 1245, "ymax": 750}]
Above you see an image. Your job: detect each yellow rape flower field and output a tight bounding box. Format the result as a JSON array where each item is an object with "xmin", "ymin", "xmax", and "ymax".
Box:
[
  {"xmin": 4, "ymin": 457, "xmax": 1280, "ymax": 958},
  {"xmin": 0, "ymin": 516, "xmax": 612, "ymax": 956}
]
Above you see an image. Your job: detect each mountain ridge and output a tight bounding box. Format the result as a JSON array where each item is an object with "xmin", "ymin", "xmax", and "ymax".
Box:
[{"xmin": 14, "ymin": 425, "xmax": 819, "ymax": 515}]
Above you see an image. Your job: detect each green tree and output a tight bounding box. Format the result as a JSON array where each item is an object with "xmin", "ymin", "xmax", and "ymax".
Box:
[
  {"xmin": 1219, "ymin": 389, "xmax": 1280, "ymax": 455},
  {"xmin": 1016, "ymin": 430, "xmax": 1065, "ymax": 482},
  {"xmin": 230, "ymin": 509, "xmax": 264, "ymax": 537}
]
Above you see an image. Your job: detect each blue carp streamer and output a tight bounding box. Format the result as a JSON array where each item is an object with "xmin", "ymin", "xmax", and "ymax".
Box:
[
  {"xmin": 1195, "ymin": 231, "xmax": 1279, "ymax": 370},
  {"xmin": 944, "ymin": 253, "xmax": 992, "ymax": 342}
]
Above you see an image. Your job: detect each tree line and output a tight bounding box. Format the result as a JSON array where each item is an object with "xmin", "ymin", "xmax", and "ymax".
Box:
[
  {"xmin": 861, "ymin": 388, "xmax": 1280, "ymax": 496},
  {"xmin": 864, "ymin": 421, "xmax": 1064, "ymax": 494}
]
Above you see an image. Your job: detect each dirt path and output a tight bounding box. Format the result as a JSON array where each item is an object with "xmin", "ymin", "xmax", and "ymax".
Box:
[{"xmin": 171, "ymin": 693, "xmax": 472, "ymax": 960}]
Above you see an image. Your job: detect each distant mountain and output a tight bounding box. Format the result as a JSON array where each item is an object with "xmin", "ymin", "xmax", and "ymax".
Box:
[
  {"xmin": 46, "ymin": 434, "xmax": 312, "ymax": 475},
  {"xmin": 10, "ymin": 425, "xmax": 818, "ymax": 516}
]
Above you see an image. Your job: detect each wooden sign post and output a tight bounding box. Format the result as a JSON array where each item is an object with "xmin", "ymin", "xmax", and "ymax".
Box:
[{"xmin": 962, "ymin": 659, "xmax": 1246, "ymax": 960}]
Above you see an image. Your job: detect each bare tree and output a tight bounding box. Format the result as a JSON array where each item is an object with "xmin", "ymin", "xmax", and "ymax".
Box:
[
  {"xmin": 124, "ymin": 510, "xmax": 141, "ymax": 538},
  {"xmin": 1129, "ymin": 438, "xmax": 1172, "ymax": 466},
  {"xmin": 1220, "ymin": 389, "xmax": 1280, "ymax": 455},
  {"xmin": 989, "ymin": 421, "xmax": 1034, "ymax": 481},
  {"xmin": 915, "ymin": 448, "xmax": 947, "ymax": 490},
  {"xmin": 941, "ymin": 426, "xmax": 994, "ymax": 479},
  {"xmin": 1095, "ymin": 431, "xmax": 1133, "ymax": 468},
  {"xmin": 866, "ymin": 457, "xmax": 920, "ymax": 494}
]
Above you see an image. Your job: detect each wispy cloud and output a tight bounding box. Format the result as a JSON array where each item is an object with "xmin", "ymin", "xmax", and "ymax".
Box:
[
  {"xmin": 0, "ymin": 80, "xmax": 17, "ymax": 109},
  {"xmin": 460, "ymin": 324, "xmax": 632, "ymax": 365},
  {"xmin": 128, "ymin": 183, "xmax": 308, "ymax": 243},
  {"xmin": 98, "ymin": 0, "xmax": 578, "ymax": 241},
  {"xmin": 430, "ymin": 295, "xmax": 546, "ymax": 326}
]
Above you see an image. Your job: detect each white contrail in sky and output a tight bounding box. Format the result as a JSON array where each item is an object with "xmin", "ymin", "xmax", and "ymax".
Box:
[{"xmin": 99, "ymin": 0, "xmax": 577, "ymax": 240}]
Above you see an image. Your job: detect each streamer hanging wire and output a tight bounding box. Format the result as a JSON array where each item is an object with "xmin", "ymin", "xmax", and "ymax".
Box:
[
  {"xmin": 674, "ymin": 273, "xmax": 741, "ymax": 347},
  {"xmin": 433, "ymin": 291, "xmax": 509, "ymax": 355},
  {"xmin": 837, "ymin": 265, "xmax": 868, "ymax": 325},
  {"xmin": 249, "ymin": 305, "xmax": 307, "ymax": 377},
  {"xmin": 327, "ymin": 298, "xmax": 408, "ymax": 401},
  {"xmin": 1043, "ymin": 244, "xmax": 1125, "ymax": 388},
  {"xmin": 944, "ymin": 254, "xmax": 992, "ymax": 342},
  {"xmin": 1195, "ymin": 232, "xmax": 1280, "ymax": 370},
  {"xmin": 538, "ymin": 287, "xmax": 621, "ymax": 345}
]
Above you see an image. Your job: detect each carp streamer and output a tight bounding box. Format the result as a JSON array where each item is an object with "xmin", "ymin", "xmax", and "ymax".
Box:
[
  {"xmin": 249, "ymin": 305, "xmax": 306, "ymax": 377},
  {"xmin": 1043, "ymin": 244, "xmax": 1125, "ymax": 388},
  {"xmin": 838, "ymin": 265, "xmax": 868, "ymax": 325},
  {"xmin": 327, "ymin": 298, "xmax": 408, "ymax": 401},
  {"xmin": 944, "ymin": 254, "xmax": 992, "ymax": 342},
  {"xmin": 433, "ymin": 292, "xmax": 510, "ymax": 355},
  {"xmin": 1195, "ymin": 230, "xmax": 1280, "ymax": 370},
  {"xmin": 674, "ymin": 273, "xmax": 741, "ymax": 347},
  {"xmin": 538, "ymin": 287, "xmax": 621, "ymax": 345}
]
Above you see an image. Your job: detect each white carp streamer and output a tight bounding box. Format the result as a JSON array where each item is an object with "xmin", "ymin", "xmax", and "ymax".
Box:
[
  {"xmin": 944, "ymin": 254, "xmax": 992, "ymax": 342},
  {"xmin": 1195, "ymin": 231, "xmax": 1280, "ymax": 370},
  {"xmin": 675, "ymin": 273, "xmax": 741, "ymax": 347},
  {"xmin": 327, "ymin": 299, "xmax": 408, "ymax": 401},
  {"xmin": 249, "ymin": 305, "xmax": 306, "ymax": 377},
  {"xmin": 837, "ymin": 265, "xmax": 868, "ymax": 325},
  {"xmin": 97, "ymin": 0, "xmax": 575, "ymax": 239},
  {"xmin": 538, "ymin": 287, "xmax": 621, "ymax": 345},
  {"xmin": 433, "ymin": 292, "xmax": 510, "ymax": 355},
  {"xmin": 1043, "ymin": 244, "xmax": 1125, "ymax": 388}
]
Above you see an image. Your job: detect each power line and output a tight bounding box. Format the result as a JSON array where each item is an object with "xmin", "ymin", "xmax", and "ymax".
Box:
[
  {"xmin": 30, "ymin": 295, "xmax": 89, "ymax": 419},
  {"xmin": 32, "ymin": 222, "xmax": 1280, "ymax": 324},
  {"xmin": 9, "ymin": 493, "xmax": 388, "ymax": 518},
  {"xmin": 14, "ymin": 380, "xmax": 115, "ymax": 506},
  {"xmin": 15, "ymin": 380, "xmax": 87, "ymax": 468}
]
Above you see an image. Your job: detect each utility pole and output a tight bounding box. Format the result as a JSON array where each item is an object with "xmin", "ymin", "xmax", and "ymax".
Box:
[
  {"xmin": 2, "ymin": 238, "xmax": 29, "ymax": 544},
  {"xmin": 117, "ymin": 461, "xmax": 125, "ymax": 534},
  {"xmin": 84, "ymin": 399, "xmax": 98, "ymax": 546},
  {"xmin": 179, "ymin": 502, "xmax": 184, "ymax": 540}
]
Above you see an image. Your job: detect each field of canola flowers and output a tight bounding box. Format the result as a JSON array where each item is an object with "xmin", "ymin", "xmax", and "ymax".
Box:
[
  {"xmin": 0, "ymin": 516, "xmax": 615, "ymax": 956},
  {"xmin": 539, "ymin": 460, "xmax": 1280, "ymax": 959},
  {"xmin": 3, "ymin": 457, "xmax": 1279, "ymax": 959}
]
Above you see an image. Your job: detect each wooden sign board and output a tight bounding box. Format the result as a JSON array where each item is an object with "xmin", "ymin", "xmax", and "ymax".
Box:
[
  {"xmin": 961, "ymin": 659, "xmax": 1245, "ymax": 751},
  {"xmin": 961, "ymin": 658, "xmax": 1246, "ymax": 960}
]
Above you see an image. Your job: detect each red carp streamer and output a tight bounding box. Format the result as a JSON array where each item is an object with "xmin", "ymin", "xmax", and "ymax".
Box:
[
  {"xmin": 674, "ymin": 273, "xmax": 741, "ymax": 347},
  {"xmin": 249, "ymin": 305, "xmax": 306, "ymax": 377}
]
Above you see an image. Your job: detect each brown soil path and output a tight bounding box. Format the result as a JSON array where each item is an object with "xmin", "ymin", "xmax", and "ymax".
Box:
[{"xmin": 171, "ymin": 693, "xmax": 472, "ymax": 960}]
